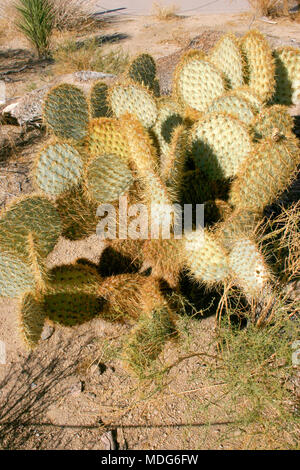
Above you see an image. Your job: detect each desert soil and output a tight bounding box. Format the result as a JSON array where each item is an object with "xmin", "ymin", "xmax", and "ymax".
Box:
[{"xmin": 0, "ymin": 9, "xmax": 299, "ymax": 450}]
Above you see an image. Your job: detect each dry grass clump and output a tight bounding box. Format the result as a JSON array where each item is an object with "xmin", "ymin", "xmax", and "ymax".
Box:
[
  {"xmin": 49, "ymin": 0, "xmax": 99, "ymax": 32},
  {"xmin": 151, "ymin": 1, "xmax": 180, "ymax": 20},
  {"xmin": 52, "ymin": 38, "xmax": 129, "ymax": 75},
  {"xmin": 248, "ymin": 0, "xmax": 289, "ymax": 17}
]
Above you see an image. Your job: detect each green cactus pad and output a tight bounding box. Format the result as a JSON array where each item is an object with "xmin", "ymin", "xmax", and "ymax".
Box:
[
  {"xmin": 108, "ymin": 82, "xmax": 158, "ymax": 128},
  {"xmin": 208, "ymin": 93, "xmax": 256, "ymax": 124},
  {"xmin": 240, "ymin": 30, "xmax": 275, "ymax": 102},
  {"xmin": 44, "ymin": 264, "xmax": 103, "ymax": 326},
  {"xmin": 272, "ymin": 47, "xmax": 300, "ymax": 105},
  {"xmin": 0, "ymin": 251, "xmax": 35, "ymax": 298},
  {"xmin": 85, "ymin": 153, "xmax": 134, "ymax": 203},
  {"xmin": 0, "ymin": 195, "xmax": 61, "ymax": 259},
  {"xmin": 33, "ymin": 143, "xmax": 83, "ymax": 196},
  {"xmin": 173, "ymin": 51, "xmax": 226, "ymax": 112},
  {"xmin": 152, "ymin": 78, "xmax": 160, "ymax": 97},
  {"xmin": 43, "ymin": 84, "xmax": 89, "ymax": 141},
  {"xmin": 190, "ymin": 113, "xmax": 252, "ymax": 179},
  {"xmin": 90, "ymin": 81, "xmax": 110, "ymax": 118},
  {"xmin": 19, "ymin": 292, "xmax": 46, "ymax": 349},
  {"xmin": 209, "ymin": 33, "xmax": 244, "ymax": 89},
  {"xmin": 128, "ymin": 53, "xmax": 157, "ymax": 88}
]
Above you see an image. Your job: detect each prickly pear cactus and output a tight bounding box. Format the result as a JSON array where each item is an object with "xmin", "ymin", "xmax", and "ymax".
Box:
[{"xmin": 0, "ymin": 37, "xmax": 299, "ymax": 377}]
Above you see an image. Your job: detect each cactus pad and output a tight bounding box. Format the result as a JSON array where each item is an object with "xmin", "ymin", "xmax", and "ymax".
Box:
[
  {"xmin": 108, "ymin": 82, "xmax": 158, "ymax": 128},
  {"xmin": 173, "ymin": 51, "xmax": 226, "ymax": 112},
  {"xmin": 208, "ymin": 93, "xmax": 256, "ymax": 124},
  {"xmin": 241, "ymin": 30, "xmax": 275, "ymax": 102},
  {"xmin": 19, "ymin": 292, "xmax": 46, "ymax": 349},
  {"xmin": 43, "ymin": 84, "xmax": 89, "ymax": 141},
  {"xmin": 0, "ymin": 195, "xmax": 61, "ymax": 258},
  {"xmin": 90, "ymin": 81, "xmax": 110, "ymax": 118},
  {"xmin": 209, "ymin": 33, "xmax": 244, "ymax": 89},
  {"xmin": 33, "ymin": 143, "xmax": 83, "ymax": 196},
  {"xmin": 190, "ymin": 113, "xmax": 253, "ymax": 179},
  {"xmin": 0, "ymin": 251, "xmax": 35, "ymax": 298},
  {"xmin": 229, "ymin": 239, "xmax": 271, "ymax": 298},
  {"xmin": 272, "ymin": 47, "xmax": 300, "ymax": 105},
  {"xmin": 85, "ymin": 153, "xmax": 134, "ymax": 203}
]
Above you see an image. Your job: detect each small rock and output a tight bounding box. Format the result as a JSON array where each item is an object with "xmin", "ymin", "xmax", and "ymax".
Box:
[
  {"xmin": 31, "ymin": 382, "xmax": 37, "ymax": 390},
  {"xmin": 70, "ymin": 381, "xmax": 85, "ymax": 396},
  {"xmin": 41, "ymin": 324, "xmax": 54, "ymax": 341}
]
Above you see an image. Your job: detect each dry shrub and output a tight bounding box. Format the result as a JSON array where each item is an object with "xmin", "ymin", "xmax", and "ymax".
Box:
[
  {"xmin": 151, "ymin": 1, "xmax": 179, "ymax": 20},
  {"xmin": 248, "ymin": 0, "xmax": 289, "ymax": 17},
  {"xmin": 0, "ymin": 0, "xmax": 100, "ymax": 35},
  {"xmin": 49, "ymin": 0, "xmax": 99, "ymax": 31}
]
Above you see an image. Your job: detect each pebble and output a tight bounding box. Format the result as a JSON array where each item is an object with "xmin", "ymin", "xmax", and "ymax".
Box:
[
  {"xmin": 70, "ymin": 381, "xmax": 85, "ymax": 396},
  {"xmin": 41, "ymin": 325, "xmax": 55, "ymax": 341}
]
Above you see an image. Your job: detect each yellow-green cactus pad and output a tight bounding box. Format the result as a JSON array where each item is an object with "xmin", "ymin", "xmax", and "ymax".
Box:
[
  {"xmin": 190, "ymin": 113, "xmax": 252, "ymax": 179},
  {"xmin": 272, "ymin": 47, "xmax": 300, "ymax": 105},
  {"xmin": 230, "ymin": 136, "xmax": 300, "ymax": 212},
  {"xmin": 0, "ymin": 251, "xmax": 35, "ymax": 298},
  {"xmin": 184, "ymin": 229, "xmax": 230, "ymax": 284},
  {"xmin": 44, "ymin": 264, "xmax": 102, "ymax": 326},
  {"xmin": 229, "ymin": 238, "xmax": 271, "ymax": 299},
  {"xmin": 89, "ymin": 118, "xmax": 130, "ymax": 162},
  {"xmin": 85, "ymin": 153, "xmax": 134, "ymax": 203},
  {"xmin": 0, "ymin": 195, "xmax": 61, "ymax": 258},
  {"xmin": 33, "ymin": 143, "xmax": 83, "ymax": 196},
  {"xmin": 208, "ymin": 93, "xmax": 256, "ymax": 124},
  {"xmin": 232, "ymin": 86, "xmax": 263, "ymax": 112},
  {"xmin": 209, "ymin": 33, "xmax": 244, "ymax": 89},
  {"xmin": 108, "ymin": 82, "xmax": 158, "ymax": 128},
  {"xmin": 173, "ymin": 51, "xmax": 226, "ymax": 112},
  {"xmin": 127, "ymin": 53, "xmax": 157, "ymax": 89},
  {"xmin": 90, "ymin": 81, "xmax": 110, "ymax": 118},
  {"xmin": 240, "ymin": 30, "xmax": 275, "ymax": 102},
  {"xmin": 43, "ymin": 84, "xmax": 89, "ymax": 141},
  {"xmin": 19, "ymin": 292, "xmax": 46, "ymax": 349},
  {"xmin": 252, "ymin": 104, "xmax": 294, "ymax": 140}
]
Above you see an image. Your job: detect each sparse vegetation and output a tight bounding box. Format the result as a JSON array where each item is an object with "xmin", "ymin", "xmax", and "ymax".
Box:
[
  {"xmin": 248, "ymin": 0, "xmax": 289, "ymax": 17},
  {"xmin": 15, "ymin": 0, "xmax": 54, "ymax": 58},
  {"xmin": 52, "ymin": 38, "xmax": 129, "ymax": 74},
  {"xmin": 49, "ymin": 0, "xmax": 99, "ymax": 32},
  {"xmin": 151, "ymin": 1, "xmax": 179, "ymax": 20}
]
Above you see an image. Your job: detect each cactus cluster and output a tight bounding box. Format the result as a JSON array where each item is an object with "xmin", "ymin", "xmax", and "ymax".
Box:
[{"xmin": 0, "ymin": 30, "xmax": 299, "ymax": 374}]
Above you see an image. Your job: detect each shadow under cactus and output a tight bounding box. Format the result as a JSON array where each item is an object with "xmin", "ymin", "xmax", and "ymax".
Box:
[{"xmin": 0, "ymin": 336, "xmax": 100, "ymax": 449}]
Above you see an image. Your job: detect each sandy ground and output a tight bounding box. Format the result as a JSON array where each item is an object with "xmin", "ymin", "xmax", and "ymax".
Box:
[{"xmin": 0, "ymin": 9, "xmax": 299, "ymax": 450}]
